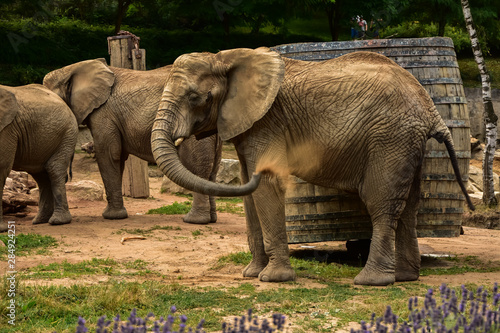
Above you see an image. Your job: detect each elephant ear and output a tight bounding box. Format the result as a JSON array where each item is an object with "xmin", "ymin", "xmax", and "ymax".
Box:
[
  {"xmin": 217, "ymin": 47, "xmax": 285, "ymax": 141},
  {"xmin": 43, "ymin": 59, "xmax": 115, "ymax": 125},
  {"xmin": 0, "ymin": 87, "xmax": 19, "ymax": 133}
]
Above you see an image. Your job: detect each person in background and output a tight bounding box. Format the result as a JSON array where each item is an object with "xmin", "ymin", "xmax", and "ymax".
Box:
[
  {"xmin": 358, "ymin": 15, "xmax": 368, "ymax": 39},
  {"xmin": 350, "ymin": 17, "xmax": 359, "ymax": 40}
]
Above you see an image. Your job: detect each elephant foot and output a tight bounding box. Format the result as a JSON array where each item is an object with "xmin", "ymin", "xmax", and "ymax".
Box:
[
  {"xmin": 102, "ymin": 205, "xmax": 128, "ymax": 220},
  {"xmin": 395, "ymin": 271, "xmax": 419, "ymax": 282},
  {"xmin": 183, "ymin": 209, "xmax": 212, "ymax": 224},
  {"xmin": 243, "ymin": 258, "xmax": 269, "ymax": 278},
  {"xmin": 49, "ymin": 211, "xmax": 72, "ymax": 225},
  {"xmin": 32, "ymin": 213, "xmax": 51, "ymax": 225},
  {"xmin": 354, "ymin": 266, "xmax": 395, "ymax": 286},
  {"xmin": 0, "ymin": 222, "xmax": 8, "ymax": 233},
  {"xmin": 258, "ymin": 262, "xmax": 296, "ymax": 282},
  {"xmin": 210, "ymin": 211, "xmax": 218, "ymax": 223},
  {"xmin": 395, "ymin": 262, "xmax": 420, "ymax": 282}
]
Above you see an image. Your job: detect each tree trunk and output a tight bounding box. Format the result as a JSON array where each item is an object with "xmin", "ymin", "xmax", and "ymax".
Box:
[
  {"xmin": 115, "ymin": 0, "xmax": 133, "ymax": 34},
  {"xmin": 325, "ymin": 2, "xmax": 335, "ymax": 41},
  {"xmin": 461, "ymin": 0, "xmax": 498, "ymax": 206}
]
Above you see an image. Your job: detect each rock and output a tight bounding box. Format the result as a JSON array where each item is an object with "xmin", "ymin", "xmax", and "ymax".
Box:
[
  {"xmin": 470, "ymin": 136, "xmax": 481, "ymax": 152},
  {"xmin": 81, "ymin": 141, "xmax": 95, "ymax": 155},
  {"xmin": 467, "ymin": 181, "xmax": 482, "ymax": 194},
  {"xmin": 468, "ymin": 164, "xmax": 500, "ymax": 192},
  {"xmin": 66, "ymin": 180, "xmax": 104, "ymax": 201},
  {"xmin": 216, "ymin": 159, "xmax": 241, "ymax": 185},
  {"xmin": 2, "ymin": 171, "xmax": 38, "ymax": 214},
  {"xmin": 161, "ymin": 176, "xmax": 192, "ymax": 195},
  {"xmin": 148, "ymin": 167, "xmax": 164, "ymax": 178}
]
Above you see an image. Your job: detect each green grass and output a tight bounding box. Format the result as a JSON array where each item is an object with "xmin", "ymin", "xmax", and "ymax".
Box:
[
  {"xmin": 146, "ymin": 201, "xmax": 192, "ymax": 215},
  {"xmin": 216, "ymin": 197, "xmax": 245, "ymax": 216},
  {"xmin": 19, "ymin": 257, "xmax": 160, "ymax": 280},
  {"xmin": 2, "ymin": 249, "xmax": 499, "ymax": 332},
  {"xmin": 0, "ymin": 233, "xmax": 58, "ymax": 259}
]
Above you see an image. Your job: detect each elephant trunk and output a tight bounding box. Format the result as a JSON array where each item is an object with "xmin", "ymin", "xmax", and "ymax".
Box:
[{"xmin": 151, "ymin": 109, "xmax": 261, "ymax": 197}]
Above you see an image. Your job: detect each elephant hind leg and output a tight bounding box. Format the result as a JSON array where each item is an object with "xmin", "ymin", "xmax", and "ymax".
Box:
[
  {"xmin": 355, "ymin": 181, "xmax": 413, "ymax": 285},
  {"xmin": 395, "ymin": 171, "xmax": 421, "ymax": 282}
]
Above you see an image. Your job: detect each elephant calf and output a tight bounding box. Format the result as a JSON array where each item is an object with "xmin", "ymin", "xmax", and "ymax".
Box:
[
  {"xmin": 43, "ymin": 60, "xmax": 221, "ymax": 224},
  {"xmin": 0, "ymin": 84, "xmax": 78, "ymax": 232}
]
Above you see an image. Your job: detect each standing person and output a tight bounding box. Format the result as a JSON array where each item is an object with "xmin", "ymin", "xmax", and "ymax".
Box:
[
  {"xmin": 358, "ymin": 15, "xmax": 368, "ymax": 39},
  {"xmin": 350, "ymin": 17, "xmax": 359, "ymax": 40}
]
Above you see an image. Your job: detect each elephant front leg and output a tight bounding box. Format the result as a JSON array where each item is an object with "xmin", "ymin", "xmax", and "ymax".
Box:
[
  {"xmin": 31, "ymin": 171, "xmax": 56, "ymax": 224},
  {"xmin": 183, "ymin": 193, "xmax": 213, "ymax": 224},
  {"xmin": 252, "ymin": 178, "xmax": 296, "ymax": 282},
  {"xmin": 242, "ymin": 194, "xmax": 269, "ymax": 277}
]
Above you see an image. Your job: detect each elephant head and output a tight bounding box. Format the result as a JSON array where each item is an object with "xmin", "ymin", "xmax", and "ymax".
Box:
[
  {"xmin": 151, "ymin": 47, "xmax": 285, "ymax": 196},
  {"xmin": 0, "ymin": 88, "xmax": 19, "ymax": 133},
  {"xmin": 43, "ymin": 59, "xmax": 115, "ymax": 124}
]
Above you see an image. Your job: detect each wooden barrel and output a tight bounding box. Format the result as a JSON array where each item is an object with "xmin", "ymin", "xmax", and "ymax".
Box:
[{"xmin": 271, "ymin": 37, "xmax": 470, "ymax": 242}]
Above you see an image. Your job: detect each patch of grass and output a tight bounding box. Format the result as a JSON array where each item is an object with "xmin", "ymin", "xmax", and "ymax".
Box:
[
  {"xmin": 173, "ymin": 192, "xmax": 193, "ymax": 199},
  {"xmin": 191, "ymin": 230, "xmax": 203, "ymax": 237},
  {"xmin": 216, "ymin": 197, "xmax": 245, "ymax": 216},
  {"xmin": 21, "ymin": 258, "xmax": 160, "ymax": 280},
  {"xmin": 146, "ymin": 201, "xmax": 192, "ymax": 215},
  {"xmin": 0, "ymin": 233, "xmax": 58, "ymax": 258}
]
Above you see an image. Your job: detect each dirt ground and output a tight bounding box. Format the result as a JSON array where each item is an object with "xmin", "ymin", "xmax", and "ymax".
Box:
[{"xmin": 1, "ymin": 153, "xmax": 500, "ymax": 290}]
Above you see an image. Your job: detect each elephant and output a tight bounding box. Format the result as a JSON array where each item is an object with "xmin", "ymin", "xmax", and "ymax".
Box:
[
  {"xmin": 43, "ymin": 60, "xmax": 221, "ymax": 224},
  {"xmin": 150, "ymin": 47, "xmax": 475, "ymax": 286},
  {"xmin": 0, "ymin": 84, "xmax": 78, "ymax": 232}
]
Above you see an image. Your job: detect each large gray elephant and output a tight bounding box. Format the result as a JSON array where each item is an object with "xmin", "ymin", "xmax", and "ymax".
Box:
[
  {"xmin": 43, "ymin": 60, "xmax": 221, "ymax": 224},
  {"xmin": 150, "ymin": 47, "xmax": 474, "ymax": 286},
  {"xmin": 0, "ymin": 84, "xmax": 78, "ymax": 232}
]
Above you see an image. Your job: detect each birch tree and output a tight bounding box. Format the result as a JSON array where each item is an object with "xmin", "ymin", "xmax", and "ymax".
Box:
[{"xmin": 461, "ymin": 0, "xmax": 497, "ymax": 206}]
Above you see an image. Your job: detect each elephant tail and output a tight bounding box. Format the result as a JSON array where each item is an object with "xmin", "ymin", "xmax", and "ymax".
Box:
[{"xmin": 430, "ymin": 118, "xmax": 475, "ymax": 211}]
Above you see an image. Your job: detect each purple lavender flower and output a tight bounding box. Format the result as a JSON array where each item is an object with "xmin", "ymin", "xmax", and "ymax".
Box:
[{"xmin": 76, "ymin": 317, "xmax": 88, "ymax": 333}]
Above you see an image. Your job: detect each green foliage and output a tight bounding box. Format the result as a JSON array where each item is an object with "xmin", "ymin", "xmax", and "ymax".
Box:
[
  {"xmin": 0, "ymin": 233, "xmax": 58, "ymax": 258},
  {"xmin": 459, "ymin": 57, "xmax": 500, "ymax": 89},
  {"xmin": 146, "ymin": 201, "xmax": 192, "ymax": 215}
]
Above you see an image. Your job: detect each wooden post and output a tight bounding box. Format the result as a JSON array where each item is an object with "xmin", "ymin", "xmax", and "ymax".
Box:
[{"xmin": 108, "ymin": 33, "xmax": 150, "ymax": 198}]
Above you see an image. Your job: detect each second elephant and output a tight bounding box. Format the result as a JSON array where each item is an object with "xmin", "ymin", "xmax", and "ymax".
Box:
[{"xmin": 43, "ymin": 60, "xmax": 221, "ymax": 224}]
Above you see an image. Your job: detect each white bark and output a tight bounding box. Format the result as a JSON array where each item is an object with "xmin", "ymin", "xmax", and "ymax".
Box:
[{"xmin": 461, "ymin": 0, "xmax": 498, "ymax": 206}]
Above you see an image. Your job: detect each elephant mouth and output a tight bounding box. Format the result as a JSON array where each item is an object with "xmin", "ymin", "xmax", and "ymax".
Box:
[{"xmin": 195, "ymin": 129, "xmax": 218, "ymax": 140}]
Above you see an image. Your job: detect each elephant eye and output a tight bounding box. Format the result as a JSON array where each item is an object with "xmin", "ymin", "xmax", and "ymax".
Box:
[
  {"xmin": 206, "ymin": 91, "xmax": 213, "ymax": 103},
  {"xmin": 188, "ymin": 93, "xmax": 201, "ymax": 105}
]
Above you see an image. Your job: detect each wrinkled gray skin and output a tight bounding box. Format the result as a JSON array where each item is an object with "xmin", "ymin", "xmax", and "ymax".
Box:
[
  {"xmin": 43, "ymin": 60, "xmax": 221, "ymax": 224},
  {"xmin": 150, "ymin": 47, "xmax": 474, "ymax": 286},
  {"xmin": 0, "ymin": 84, "xmax": 78, "ymax": 232}
]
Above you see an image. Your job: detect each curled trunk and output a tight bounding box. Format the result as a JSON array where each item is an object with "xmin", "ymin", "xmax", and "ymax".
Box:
[{"xmin": 151, "ymin": 110, "xmax": 261, "ymax": 197}]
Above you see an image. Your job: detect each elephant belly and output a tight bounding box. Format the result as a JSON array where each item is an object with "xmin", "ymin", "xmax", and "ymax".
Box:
[{"xmin": 288, "ymin": 145, "xmax": 363, "ymax": 192}]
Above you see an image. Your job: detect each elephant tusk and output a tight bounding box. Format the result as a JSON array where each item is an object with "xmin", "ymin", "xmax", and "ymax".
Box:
[{"xmin": 175, "ymin": 137, "xmax": 184, "ymax": 146}]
